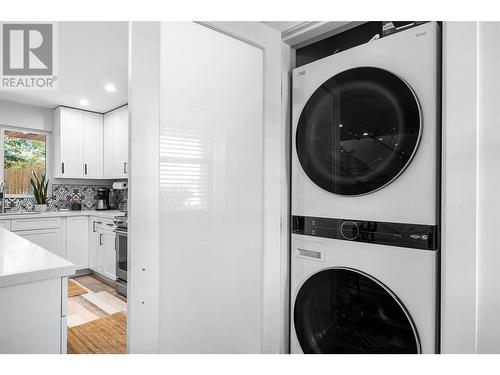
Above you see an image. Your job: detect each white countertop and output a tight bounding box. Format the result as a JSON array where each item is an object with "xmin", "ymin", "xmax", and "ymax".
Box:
[
  {"xmin": 0, "ymin": 227, "xmax": 76, "ymax": 288},
  {"xmin": 0, "ymin": 209, "xmax": 124, "ymax": 220}
]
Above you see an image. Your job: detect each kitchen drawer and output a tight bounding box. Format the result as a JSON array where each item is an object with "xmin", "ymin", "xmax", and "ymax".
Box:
[
  {"xmin": 11, "ymin": 217, "xmax": 62, "ymax": 231},
  {"xmin": 92, "ymin": 217, "xmax": 115, "ymax": 231},
  {"xmin": 0, "ymin": 220, "xmax": 10, "ymax": 230}
]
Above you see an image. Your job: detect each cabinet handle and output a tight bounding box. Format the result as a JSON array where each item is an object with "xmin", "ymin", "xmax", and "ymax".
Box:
[
  {"xmin": 107, "ymin": 223, "xmax": 114, "ymax": 227},
  {"xmin": 124, "ymin": 162, "xmax": 127, "ymax": 174},
  {"xmin": 84, "ymin": 164, "xmax": 88, "ymax": 175},
  {"xmin": 61, "ymin": 162, "xmax": 65, "ymax": 174},
  {"xmin": 99, "ymin": 233, "xmax": 103, "ymax": 246},
  {"xmin": 93, "ymin": 221, "xmax": 96, "ymax": 232}
]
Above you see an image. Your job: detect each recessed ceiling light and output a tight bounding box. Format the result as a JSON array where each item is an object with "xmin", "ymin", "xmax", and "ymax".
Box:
[
  {"xmin": 105, "ymin": 83, "xmax": 116, "ymax": 92},
  {"xmin": 80, "ymin": 99, "xmax": 89, "ymax": 106}
]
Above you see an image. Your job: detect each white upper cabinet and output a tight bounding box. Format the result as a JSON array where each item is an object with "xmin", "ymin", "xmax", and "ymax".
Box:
[
  {"xmin": 54, "ymin": 105, "xmax": 128, "ymax": 179},
  {"xmin": 82, "ymin": 111, "xmax": 104, "ymax": 178},
  {"xmin": 54, "ymin": 107, "xmax": 84, "ymax": 178},
  {"xmin": 54, "ymin": 107, "xmax": 104, "ymax": 179},
  {"xmin": 104, "ymin": 105, "xmax": 129, "ymax": 179}
]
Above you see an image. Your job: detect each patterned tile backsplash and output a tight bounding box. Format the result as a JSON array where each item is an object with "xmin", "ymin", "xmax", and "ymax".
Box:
[{"xmin": 5, "ymin": 184, "xmax": 128, "ymax": 213}]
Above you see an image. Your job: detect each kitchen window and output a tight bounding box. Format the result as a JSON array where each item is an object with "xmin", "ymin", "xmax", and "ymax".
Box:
[{"xmin": 0, "ymin": 128, "xmax": 47, "ymax": 197}]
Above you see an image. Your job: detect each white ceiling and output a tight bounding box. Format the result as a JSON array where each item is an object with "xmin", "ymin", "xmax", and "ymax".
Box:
[{"xmin": 0, "ymin": 22, "xmax": 128, "ymax": 113}]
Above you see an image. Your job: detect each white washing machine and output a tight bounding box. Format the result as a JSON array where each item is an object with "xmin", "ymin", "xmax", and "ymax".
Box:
[
  {"xmin": 290, "ymin": 22, "xmax": 440, "ymax": 354},
  {"xmin": 292, "ymin": 22, "xmax": 440, "ymax": 225},
  {"xmin": 290, "ymin": 233, "xmax": 438, "ymax": 354}
]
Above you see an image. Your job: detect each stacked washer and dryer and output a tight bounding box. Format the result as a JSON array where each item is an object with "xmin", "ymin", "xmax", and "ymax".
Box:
[{"xmin": 290, "ymin": 22, "xmax": 440, "ymax": 354}]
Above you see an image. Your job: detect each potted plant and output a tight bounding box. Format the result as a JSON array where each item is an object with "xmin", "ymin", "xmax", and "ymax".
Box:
[{"xmin": 30, "ymin": 171, "xmax": 49, "ymax": 212}]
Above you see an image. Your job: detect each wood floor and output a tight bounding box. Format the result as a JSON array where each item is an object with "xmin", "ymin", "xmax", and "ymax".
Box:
[{"xmin": 67, "ymin": 274, "xmax": 127, "ymax": 354}]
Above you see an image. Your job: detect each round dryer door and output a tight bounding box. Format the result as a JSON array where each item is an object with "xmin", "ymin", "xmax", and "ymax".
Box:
[
  {"xmin": 296, "ymin": 67, "xmax": 421, "ymax": 195},
  {"xmin": 294, "ymin": 268, "xmax": 420, "ymax": 354}
]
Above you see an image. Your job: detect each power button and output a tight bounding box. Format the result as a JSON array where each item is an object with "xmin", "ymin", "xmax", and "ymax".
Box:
[{"xmin": 340, "ymin": 221, "xmax": 359, "ymax": 240}]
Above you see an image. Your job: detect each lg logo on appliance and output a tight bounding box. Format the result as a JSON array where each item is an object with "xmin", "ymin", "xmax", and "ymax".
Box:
[{"xmin": 0, "ymin": 23, "xmax": 58, "ymax": 89}]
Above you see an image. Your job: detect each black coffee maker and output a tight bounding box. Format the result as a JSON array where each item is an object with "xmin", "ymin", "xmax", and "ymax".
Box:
[{"xmin": 96, "ymin": 188, "xmax": 110, "ymax": 210}]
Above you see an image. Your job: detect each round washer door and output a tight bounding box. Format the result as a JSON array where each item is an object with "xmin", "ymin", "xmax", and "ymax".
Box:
[
  {"xmin": 296, "ymin": 67, "xmax": 421, "ymax": 195},
  {"xmin": 294, "ymin": 268, "xmax": 420, "ymax": 354}
]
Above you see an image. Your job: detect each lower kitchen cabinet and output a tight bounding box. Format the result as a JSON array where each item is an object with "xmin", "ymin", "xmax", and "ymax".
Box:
[
  {"xmin": 100, "ymin": 229, "xmax": 117, "ymax": 280},
  {"xmin": 88, "ymin": 219, "xmax": 98, "ymax": 271},
  {"xmin": 90, "ymin": 217, "xmax": 117, "ymax": 280},
  {"xmin": 66, "ymin": 216, "xmax": 89, "ymax": 270},
  {"xmin": 0, "ymin": 220, "xmax": 10, "ymax": 230},
  {"xmin": 4, "ymin": 214, "xmax": 117, "ymax": 281},
  {"xmin": 15, "ymin": 228, "xmax": 65, "ymax": 259}
]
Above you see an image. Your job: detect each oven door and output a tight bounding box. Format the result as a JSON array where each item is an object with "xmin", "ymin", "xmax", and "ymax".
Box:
[{"xmin": 114, "ymin": 229, "xmax": 128, "ymax": 281}]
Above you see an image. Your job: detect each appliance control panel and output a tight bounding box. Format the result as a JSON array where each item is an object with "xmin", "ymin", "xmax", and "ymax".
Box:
[{"xmin": 292, "ymin": 215, "xmax": 438, "ymax": 251}]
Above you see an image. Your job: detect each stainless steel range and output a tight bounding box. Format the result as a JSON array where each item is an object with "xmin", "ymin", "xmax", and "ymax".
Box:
[{"xmin": 114, "ymin": 214, "xmax": 128, "ymax": 297}]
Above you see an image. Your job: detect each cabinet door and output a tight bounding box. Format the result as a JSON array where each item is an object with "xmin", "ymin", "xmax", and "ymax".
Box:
[
  {"xmin": 114, "ymin": 106, "xmax": 129, "ymax": 178},
  {"xmin": 103, "ymin": 231, "xmax": 117, "ymax": 280},
  {"xmin": 95, "ymin": 229, "xmax": 115, "ymax": 280},
  {"xmin": 96, "ymin": 231, "xmax": 105, "ymax": 275},
  {"xmin": 103, "ymin": 110, "xmax": 115, "ymax": 178},
  {"xmin": 0, "ymin": 220, "xmax": 10, "ymax": 230},
  {"xmin": 59, "ymin": 107, "xmax": 84, "ymax": 178},
  {"xmin": 88, "ymin": 219, "xmax": 99, "ymax": 271},
  {"xmin": 15, "ymin": 228, "xmax": 64, "ymax": 258},
  {"xmin": 83, "ymin": 111, "xmax": 104, "ymax": 178},
  {"xmin": 66, "ymin": 217, "xmax": 89, "ymax": 270},
  {"xmin": 103, "ymin": 105, "xmax": 128, "ymax": 179}
]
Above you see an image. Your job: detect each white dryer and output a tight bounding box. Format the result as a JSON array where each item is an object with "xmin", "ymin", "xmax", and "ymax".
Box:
[
  {"xmin": 292, "ymin": 22, "xmax": 440, "ymax": 225},
  {"xmin": 290, "ymin": 22, "xmax": 440, "ymax": 354},
  {"xmin": 290, "ymin": 231, "xmax": 438, "ymax": 354}
]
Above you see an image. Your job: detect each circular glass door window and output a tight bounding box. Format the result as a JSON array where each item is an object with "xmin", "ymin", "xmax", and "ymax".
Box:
[
  {"xmin": 294, "ymin": 268, "xmax": 419, "ymax": 354},
  {"xmin": 296, "ymin": 67, "xmax": 421, "ymax": 195}
]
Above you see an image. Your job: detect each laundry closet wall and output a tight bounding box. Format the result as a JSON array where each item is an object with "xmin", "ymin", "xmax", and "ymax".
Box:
[
  {"xmin": 442, "ymin": 21, "xmax": 500, "ymax": 354},
  {"xmin": 441, "ymin": 21, "xmax": 478, "ymax": 354},
  {"xmin": 477, "ymin": 21, "xmax": 500, "ymax": 354}
]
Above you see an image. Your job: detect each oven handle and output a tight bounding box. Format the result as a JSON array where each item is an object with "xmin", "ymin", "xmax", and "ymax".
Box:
[{"xmin": 114, "ymin": 229, "xmax": 128, "ymax": 235}]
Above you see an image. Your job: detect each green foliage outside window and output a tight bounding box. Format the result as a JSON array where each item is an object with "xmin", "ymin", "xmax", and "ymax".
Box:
[{"xmin": 4, "ymin": 136, "xmax": 46, "ymax": 169}]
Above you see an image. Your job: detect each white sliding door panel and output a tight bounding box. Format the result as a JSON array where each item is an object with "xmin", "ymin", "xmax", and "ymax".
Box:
[{"xmin": 159, "ymin": 22, "xmax": 282, "ymax": 353}]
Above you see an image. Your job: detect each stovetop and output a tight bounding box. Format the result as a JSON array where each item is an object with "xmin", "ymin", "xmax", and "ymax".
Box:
[{"xmin": 113, "ymin": 213, "xmax": 128, "ymax": 231}]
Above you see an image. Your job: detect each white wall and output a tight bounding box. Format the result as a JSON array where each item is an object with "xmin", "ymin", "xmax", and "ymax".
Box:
[
  {"xmin": 477, "ymin": 22, "xmax": 500, "ymax": 353},
  {"xmin": 441, "ymin": 22, "xmax": 478, "ymax": 354},
  {"xmin": 0, "ymin": 99, "xmax": 53, "ymax": 132}
]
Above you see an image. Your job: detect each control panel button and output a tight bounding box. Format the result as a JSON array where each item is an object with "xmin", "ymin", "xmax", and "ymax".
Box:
[{"xmin": 340, "ymin": 221, "xmax": 359, "ymax": 240}]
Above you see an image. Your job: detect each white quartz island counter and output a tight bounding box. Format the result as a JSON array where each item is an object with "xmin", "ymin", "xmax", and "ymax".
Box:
[
  {"xmin": 0, "ymin": 227, "xmax": 75, "ymax": 354},
  {"xmin": 0, "ymin": 227, "xmax": 75, "ymax": 288}
]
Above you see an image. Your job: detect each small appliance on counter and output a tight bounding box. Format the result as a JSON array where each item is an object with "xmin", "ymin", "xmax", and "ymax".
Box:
[
  {"xmin": 95, "ymin": 188, "xmax": 110, "ymax": 210},
  {"xmin": 70, "ymin": 197, "xmax": 82, "ymax": 211}
]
